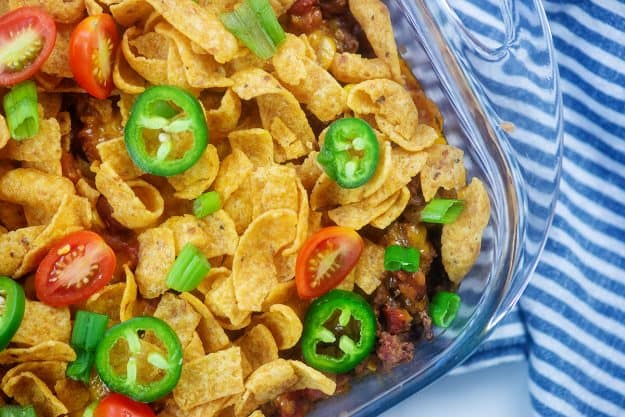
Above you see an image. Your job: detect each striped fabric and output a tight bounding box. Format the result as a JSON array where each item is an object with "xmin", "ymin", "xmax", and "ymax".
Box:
[{"xmin": 452, "ymin": 1, "xmax": 625, "ymax": 415}]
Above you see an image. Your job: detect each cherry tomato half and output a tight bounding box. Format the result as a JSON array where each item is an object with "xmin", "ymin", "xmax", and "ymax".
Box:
[
  {"xmin": 0, "ymin": 7, "xmax": 57, "ymax": 86},
  {"xmin": 295, "ymin": 226, "xmax": 364, "ymax": 299},
  {"xmin": 35, "ymin": 230, "xmax": 116, "ymax": 307},
  {"xmin": 94, "ymin": 393, "xmax": 156, "ymax": 417},
  {"xmin": 68, "ymin": 14, "xmax": 119, "ymax": 99}
]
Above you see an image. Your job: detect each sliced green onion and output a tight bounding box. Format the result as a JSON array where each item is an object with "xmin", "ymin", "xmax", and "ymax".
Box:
[
  {"xmin": 70, "ymin": 310, "xmax": 109, "ymax": 351},
  {"xmin": 384, "ymin": 245, "xmax": 420, "ymax": 273},
  {"xmin": 193, "ymin": 191, "xmax": 221, "ymax": 219},
  {"xmin": 66, "ymin": 310, "xmax": 108, "ymax": 383},
  {"xmin": 429, "ymin": 291, "xmax": 461, "ymax": 328},
  {"xmin": 248, "ymin": 0, "xmax": 286, "ymax": 45},
  {"xmin": 66, "ymin": 350, "xmax": 95, "ymax": 383},
  {"xmin": 166, "ymin": 243, "xmax": 211, "ymax": 292},
  {"xmin": 0, "ymin": 406, "xmax": 36, "ymax": 417},
  {"xmin": 420, "ymin": 198, "xmax": 464, "ymax": 224},
  {"xmin": 2, "ymin": 81, "xmax": 39, "ymax": 140},
  {"xmin": 220, "ymin": 0, "xmax": 285, "ymax": 59}
]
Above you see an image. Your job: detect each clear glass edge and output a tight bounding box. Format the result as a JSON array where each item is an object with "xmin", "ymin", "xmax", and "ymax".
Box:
[{"xmin": 307, "ymin": 0, "xmax": 563, "ymax": 415}]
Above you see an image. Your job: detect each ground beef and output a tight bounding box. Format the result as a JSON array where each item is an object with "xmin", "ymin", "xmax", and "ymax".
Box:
[
  {"xmin": 388, "ymin": 270, "xmax": 427, "ymax": 310},
  {"xmin": 382, "ymin": 305, "xmax": 413, "ymax": 335},
  {"xmin": 288, "ymin": 0, "xmax": 371, "ymax": 55},
  {"xmin": 372, "ymin": 220, "xmax": 439, "ymax": 368},
  {"xmin": 74, "ymin": 97, "xmax": 123, "ymax": 162},
  {"xmin": 385, "ymin": 270, "xmax": 435, "ymax": 343},
  {"xmin": 418, "ymin": 310, "xmax": 433, "ymax": 341},
  {"xmin": 289, "ymin": 9, "xmax": 323, "ymax": 33},
  {"xmin": 331, "ymin": 22, "xmax": 360, "ymax": 53},
  {"xmin": 380, "ymin": 221, "xmax": 438, "ymax": 277},
  {"xmin": 376, "ymin": 332, "xmax": 415, "ymax": 369},
  {"xmin": 288, "ymin": 0, "xmax": 318, "ymax": 15},
  {"xmin": 332, "ymin": 373, "xmax": 351, "ymax": 395},
  {"xmin": 406, "ymin": 176, "xmax": 426, "ymax": 210},
  {"xmin": 267, "ymin": 390, "xmax": 327, "ymax": 417},
  {"xmin": 60, "ymin": 152, "xmax": 82, "ymax": 184},
  {"xmin": 96, "ymin": 196, "xmax": 130, "ymax": 234},
  {"xmin": 400, "ymin": 176, "xmax": 427, "ymax": 225},
  {"xmin": 288, "ymin": 0, "xmax": 323, "ymax": 33},
  {"xmin": 99, "ymin": 227, "xmax": 139, "ymax": 277},
  {"xmin": 319, "ymin": 0, "xmax": 347, "ymax": 16}
]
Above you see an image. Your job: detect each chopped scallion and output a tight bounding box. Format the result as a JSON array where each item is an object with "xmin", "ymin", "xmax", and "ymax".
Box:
[
  {"xmin": 66, "ymin": 310, "xmax": 109, "ymax": 383},
  {"xmin": 66, "ymin": 350, "xmax": 95, "ymax": 383},
  {"xmin": 248, "ymin": 0, "xmax": 286, "ymax": 45},
  {"xmin": 220, "ymin": 0, "xmax": 286, "ymax": 59},
  {"xmin": 429, "ymin": 291, "xmax": 461, "ymax": 328},
  {"xmin": 420, "ymin": 198, "xmax": 464, "ymax": 224},
  {"xmin": 383, "ymin": 245, "xmax": 420, "ymax": 273},
  {"xmin": 193, "ymin": 191, "xmax": 221, "ymax": 219},
  {"xmin": 70, "ymin": 310, "xmax": 109, "ymax": 351},
  {"xmin": 166, "ymin": 243, "xmax": 211, "ymax": 292},
  {"xmin": 0, "ymin": 406, "xmax": 36, "ymax": 417},
  {"xmin": 2, "ymin": 80, "xmax": 39, "ymax": 140}
]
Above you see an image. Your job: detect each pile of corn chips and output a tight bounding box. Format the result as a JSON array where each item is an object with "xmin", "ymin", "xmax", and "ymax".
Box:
[{"xmin": 0, "ymin": 0, "xmax": 490, "ymax": 415}]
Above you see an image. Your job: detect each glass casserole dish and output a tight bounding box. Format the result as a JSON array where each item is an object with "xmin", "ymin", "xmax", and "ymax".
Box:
[
  {"xmin": 0, "ymin": 0, "xmax": 563, "ymax": 414},
  {"xmin": 308, "ymin": 0, "xmax": 563, "ymax": 415}
]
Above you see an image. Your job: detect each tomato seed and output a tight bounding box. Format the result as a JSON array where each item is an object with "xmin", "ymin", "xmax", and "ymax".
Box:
[
  {"xmin": 57, "ymin": 244, "xmax": 71, "ymax": 256},
  {"xmin": 4, "ymin": 26, "xmax": 44, "ymax": 72}
]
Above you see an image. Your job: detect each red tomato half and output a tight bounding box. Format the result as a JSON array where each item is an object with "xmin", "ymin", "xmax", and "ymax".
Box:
[
  {"xmin": 94, "ymin": 394, "xmax": 156, "ymax": 417},
  {"xmin": 35, "ymin": 230, "xmax": 116, "ymax": 307},
  {"xmin": 68, "ymin": 14, "xmax": 119, "ymax": 99},
  {"xmin": 0, "ymin": 7, "xmax": 56, "ymax": 86},
  {"xmin": 295, "ymin": 226, "xmax": 364, "ymax": 299}
]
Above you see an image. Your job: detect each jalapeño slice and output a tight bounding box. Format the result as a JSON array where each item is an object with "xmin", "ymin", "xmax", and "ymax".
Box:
[
  {"xmin": 95, "ymin": 316, "xmax": 183, "ymax": 402},
  {"xmin": 0, "ymin": 276, "xmax": 25, "ymax": 351},
  {"xmin": 124, "ymin": 85, "xmax": 209, "ymax": 177},
  {"xmin": 301, "ymin": 290, "xmax": 376, "ymax": 374},
  {"xmin": 317, "ymin": 118, "xmax": 379, "ymax": 189}
]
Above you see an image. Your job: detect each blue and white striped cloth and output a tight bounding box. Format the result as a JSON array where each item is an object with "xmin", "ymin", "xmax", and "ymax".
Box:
[{"xmin": 456, "ymin": 1, "xmax": 625, "ymax": 416}]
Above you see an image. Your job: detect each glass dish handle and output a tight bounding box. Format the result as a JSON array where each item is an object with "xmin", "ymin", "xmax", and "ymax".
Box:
[
  {"xmin": 438, "ymin": 0, "xmax": 516, "ymax": 58},
  {"xmin": 423, "ymin": 0, "xmax": 564, "ymax": 330}
]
